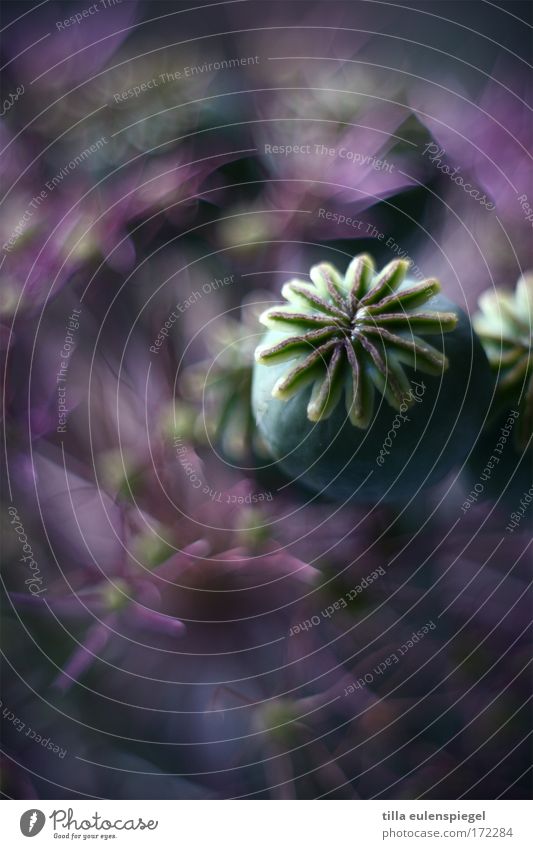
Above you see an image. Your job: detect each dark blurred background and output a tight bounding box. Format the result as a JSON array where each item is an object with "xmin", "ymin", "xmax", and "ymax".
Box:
[{"xmin": 1, "ymin": 0, "xmax": 531, "ymax": 799}]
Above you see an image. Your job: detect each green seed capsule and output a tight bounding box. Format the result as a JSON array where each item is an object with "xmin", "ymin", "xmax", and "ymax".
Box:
[{"xmin": 252, "ymin": 254, "xmax": 492, "ymax": 502}]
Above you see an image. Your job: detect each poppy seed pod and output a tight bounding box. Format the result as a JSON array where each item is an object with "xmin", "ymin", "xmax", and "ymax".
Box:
[
  {"xmin": 463, "ymin": 273, "xmax": 532, "ymax": 504},
  {"xmin": 252, "ymin": 254, "xmax": 492, "ymax": 502}
]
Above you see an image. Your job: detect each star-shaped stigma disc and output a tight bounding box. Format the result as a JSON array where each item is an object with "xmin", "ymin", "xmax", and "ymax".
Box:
[{"xmin": 255, "ymin": 254, "xmax": 458, "ymax": 427}]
